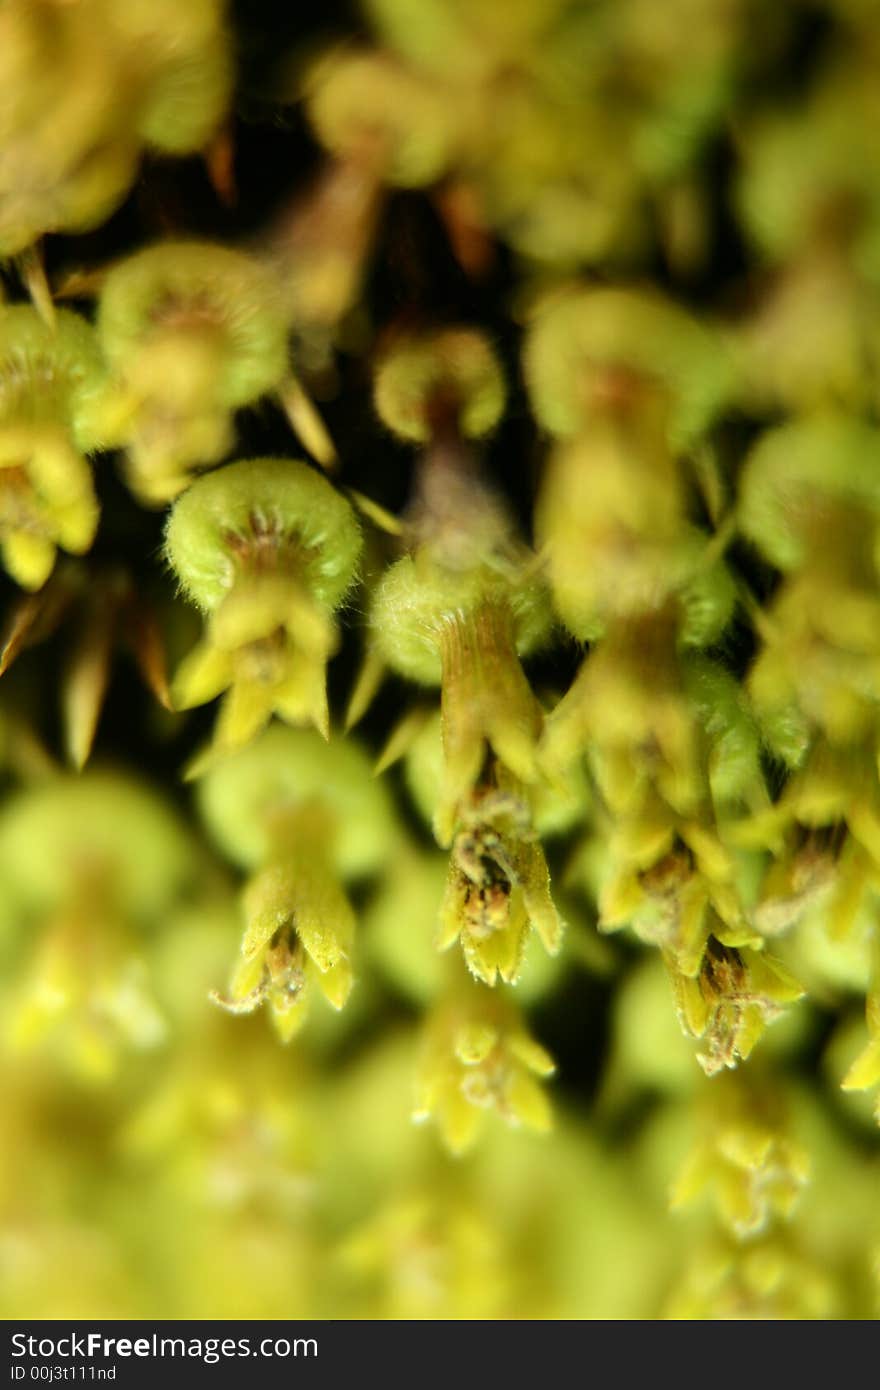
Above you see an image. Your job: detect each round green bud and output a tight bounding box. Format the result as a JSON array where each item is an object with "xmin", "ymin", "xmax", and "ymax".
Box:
[
  {"xmin": 0, "ymin": 769, "xmax": 194, "ymax": 921},
  {"xmin": 369, "ymin": 554, "xmax": 552, "ymax": 685},
  {"xmin": 195, "ymin": 724, "xmax": 396, "ymax": 878},
  {"xmin": 541, "ymin": 487, "xmax": 736, "ymax": 646},
  {"xmin": 373, "ymin": 328, "xmax": 506, "ymax": 442},
  {"xmin": 164, "ymin": 457, "xmax": 363, "ymax": 615},
  {"xmin": 0, "ymin": 305, "xmax": 105, "ymax": 442},
  {"xmin": 739, "ymin": 416, "xmax": 880, "ymax": 572},
  {"xmin": 305, "ymin": 48, "xmax": 462, "ymax": 189},
  {"xmin": 96, "ymin": 241, "xmax": 289, "ymax": 413},
  {"xmin": 110, "ymin": 0, "xmax": 233, "ymax": 154},
  {"xmin": 522, "ymin": 285, "xmax": 731, "ymax": 448}
]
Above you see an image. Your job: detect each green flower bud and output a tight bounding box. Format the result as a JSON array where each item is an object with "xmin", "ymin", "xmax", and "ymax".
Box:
[
  {"xmin": 0, "ymin": 769, "xmax": 193, "ymax": 919},
  {"xmin": 593, "ymin": 813, "xmax": 762, "ymax": 979},
  {"xmin": 88, "ymin": 242, "xmax": 289, "ymax": 501},
  {"xmin": 365, "ymin": 835, "xmax": 567, "ymax": 1005},
  {"xmin": 671, "ymin": 1073, "xmax": 809, "ymax": 1235},
  {"xmin": 522, "ymin": 284, "xmax": 731, "ymax": 448},
  {"xmin": 665, "ymin": 1233, "xmax": 837, "ymax": 1319},
  {"xmin": 670, "ymin": 938, "xmax": 804, "ymax": 1077},
  {"xmin": 0, "ymin": 305, "xmax": 104, "ymax": 446},
  {"xmin": 414, "ymin": 972, "xmax": 555, "ymax": 1153},
  {"xmin": 305, "ymin": 48, "xmax": 466, "ymax": 189},
  {"xmin": 197, "ymin": 723, "xmax": 394, "ymax": 876},
  {"xmin": 398, "ymin": 710, "xmax": 587, "ymax": 983},
  {"xmin": 536, "ymin": 432, "xmax": 735, "ymax": 640},
  {"xmin": 0, "ymin": 0, "xmax": 232, "ymax": 255},
  {"xmin": 543, "ymin": 612, "xmax": 703, "ymax": 802},
  {"xmin": 373, "ymin": 328, "xmax": 506, "ymax": 442},
  {"xmin": 733, "ymin": 255, "xmax": 880, "ymax": 415},
  {"xmin": 736, "ymin": 61, "xmax": 880, "ymax": 272},
  {"xmin": 0, "ymin": 306, "xmax": 103, "ymax": 588},
  {"xmin": 371, "ymin": 555, "xmax": 549, "ymax": 687},
  {"xmin": 740, "ymin": 419, "xmax": 880, "ymax": 750},
  {"xmin": 0, "ymin": 768, "xmax": 194, "ymax": 1078},
  {"xmin": 748, "ymin": 608, "xmax": 877, "ymax": 758},
  {"xmin": 553, "ymin": 615, "xmax": 771, "ymax": 995},
  {"xmin": 435, "ymin": 779, "xmax": 563, "ymax": 984},
  {"xmin": 731, "ymin": 56, "xmax": 880, "ymax": 413},
  {"xmin": 166, "ymin": 458, "xmax": 362, "ymax": 749},
  {"xmin": 0, "ymin": 3, "xmax": 79, "ymax": 146},
  {"xmin": 196, "ymin": 725, "xmax": 396, "ymax": 1040},
  {"xmin": 404, "ymin": 707, "xmax": 590, "ymax": 840},
  {"xmin": 371, "ymin": 555, "xmax": 552, "ymax": 839},
  {"xmin": 739, "ymin": 415, "xmax": 880, "ymax": 573}
]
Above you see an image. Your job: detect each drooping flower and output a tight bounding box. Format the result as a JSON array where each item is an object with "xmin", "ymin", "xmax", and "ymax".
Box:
[
  {"xmin": 0, "ymin": 306, "xmax": 103, "ymax": 590},
  {"xmin": 414, "ymin": 972, "xmax": 555, "ymax": 1153},
  {"xmin": 195, "ymin": 724, "xmax": 396, "ymax": 1041},
  {"xmin": 165, "ymin": 457, "xmax": 362, "ymax": 758}
]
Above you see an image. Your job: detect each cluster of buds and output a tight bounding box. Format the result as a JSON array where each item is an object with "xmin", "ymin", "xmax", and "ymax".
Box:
[
  {"xmin": 337, "ymin": 325, "xmax": 564, "ymax": 1150},
  {"xmin": 0, "ymin": 0, "xmax": 231, "ymax": 256},
  {"xmin": 661, "ymin": 1072, "xmax": 842, "ymax": 1318},
  {"xmin": 303, "ymin": 0, "xmax": 757, "ymax": 273},
  {"xmin": 361, "ymin": 328, "xmax": 565, "ymax": 1013},
  {"xmin": 520, "ymin": 285, "xmax": 809, "ymax": 1071},
  {"xmin": 733, "ymin": 47, "xmax": 880, "ymax": 415}
]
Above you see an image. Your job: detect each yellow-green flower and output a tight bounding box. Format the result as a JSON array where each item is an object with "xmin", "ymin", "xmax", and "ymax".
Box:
[
  {"xmin": 0, "ymin": 307, "xmax": 103, "ymax": 589},
  {"xmin": 196, "ymin": 725, "xmax": 396, "ymax": 1041},
  {"xmin": 671, "ymin": 1074, "xmax": 809, "ymax": 1235},
  {"xmin": 670, "ymin": 940, "xmax": 804, "ymax": 1077},
  {"xmin": 166, "ymin": 457, "xmax": 362, "ymax": 755},
  {"xmin": 414, "ymin": 975, "xmax": 555, "ymax": 1152}
]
